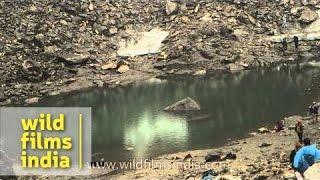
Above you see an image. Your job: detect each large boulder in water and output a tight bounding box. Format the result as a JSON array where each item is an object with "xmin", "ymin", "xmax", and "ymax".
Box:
[{"xmin": 164, "ymin": 97, "xmax": 201, "ymax": 112}]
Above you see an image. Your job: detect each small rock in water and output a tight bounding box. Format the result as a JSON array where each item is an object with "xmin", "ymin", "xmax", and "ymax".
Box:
[{"xmin": 164, "ymin": 97, "xmax": 201, "ymax": 112}]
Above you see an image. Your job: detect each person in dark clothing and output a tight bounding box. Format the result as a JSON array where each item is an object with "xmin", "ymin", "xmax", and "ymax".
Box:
[
  {"xmin": 282, "ymin": 37, "xmax": 288, "ymax": 51},
  {"xmin": 295, "ymin": 120, "xmax": 303, "ymax": 142},
  {"xmin": 303, "ymin": 138, "xmax": 311, "ymax": 146},
  {"xmin": 309, "ymin": 102, "xmax": 319, "ymax": 123},
  {"xmin": 294, "ymin": 36, "xmax": 299, "ymax": 49},
  {"xmin": 274, "ymin": 120, "xmax": 284, "ymax": 132},
  {"xmin": 290, "ymin": 141, "xmax": 303, "ymax": 168}
]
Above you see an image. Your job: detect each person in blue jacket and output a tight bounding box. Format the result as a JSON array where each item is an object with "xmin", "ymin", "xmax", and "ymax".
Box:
[{"xmin": 293, "ymin": 138, "xmax": 320, "ymax": 176}]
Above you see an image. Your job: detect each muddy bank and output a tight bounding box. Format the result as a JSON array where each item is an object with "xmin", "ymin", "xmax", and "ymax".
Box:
[
  {"xmin": 1, "ymin": 0, "xmax": 320, "ymax": 105},
  {"xmin": 103, "ymin": 115, "xmax": 320, "ymax": 179}
]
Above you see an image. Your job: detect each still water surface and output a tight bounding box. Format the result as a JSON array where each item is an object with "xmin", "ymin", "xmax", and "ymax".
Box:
[{"xmin": 38, "ymin": 64, "xmax": 320, "ymax": 161}]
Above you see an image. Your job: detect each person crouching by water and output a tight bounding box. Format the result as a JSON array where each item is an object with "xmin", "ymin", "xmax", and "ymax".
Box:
[
  {"xmin": 295, "ymin": 120, "xmax": 303, "ymax": 142},
  {"xmin": 293, "ymin": 138, "xmax": 320, "ymax": 179},
  {"xmin": 274, "ymin": 120, "xmax": 284, "ymax": 132},
  {"xmin": 309, "ymin": 102, "xmax": 319, "ymax": 123},
  {"xmin": 290, "ymin": 142, "xmax": 303, "ymax": 179}
]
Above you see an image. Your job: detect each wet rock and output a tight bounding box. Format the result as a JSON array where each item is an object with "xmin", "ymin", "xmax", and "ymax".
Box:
[
  {"xmin": 299, "ymin": 7, "xmax": 318, "ymax": 24},
  {"xmin": 164, "ymin": 97, "xmax": 201, "ymax": 112},
  {"xmin": 25, "ymin": 97, "xmax": 40, "ymax": 104},
  {"xmin": 57, "ymin": 52, "xmax": 90, "ymax": 65},
  {"xmin": 205, "ymin": 153, "xmax": 222, "ymax": 162},
  {"xmin": 117, "ymin": 65, "xmax": 130, "ymax": 74},
  {"xmin": 166, "ymin": 0, "xmax": 178, "ymax": 15}
]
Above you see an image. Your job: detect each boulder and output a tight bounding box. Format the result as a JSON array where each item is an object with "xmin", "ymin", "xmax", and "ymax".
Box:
[
  {"xmin": 304, "ymin": 162, "xmax": 320, "ymax": 179},
  {"xmin": 164, "ymin": 97, "xmax": 201, "ymax": 112},
  {"xmin": 299, "ymin": 7, "xmax": 318, "ymax": 24},
  {"xmin": 205, "ymin": 153, "xmax": 222, "ymax": 162}
]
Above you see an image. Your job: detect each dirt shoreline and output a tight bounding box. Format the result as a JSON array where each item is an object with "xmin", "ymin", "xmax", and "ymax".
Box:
[{"xmin": 103, "ymin": 115, "xmax": 319, "ymax": 179}]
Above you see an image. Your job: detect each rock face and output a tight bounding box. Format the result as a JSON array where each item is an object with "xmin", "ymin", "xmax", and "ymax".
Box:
[
  {"xmin": 299, "ymin": 7, "xmax": 318, "ymax": 24},
  {"xmin": 304, "ymin": 162, "xmax": 320, "ymax": 179},
  {"xmin": 164, "ymin": 97, "xmax": 201, "ymax": 112}
]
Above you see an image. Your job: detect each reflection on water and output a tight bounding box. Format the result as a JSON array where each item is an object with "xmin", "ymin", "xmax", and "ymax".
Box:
[
  {"xmin": 37, "ymin": 64, "xmax": 320, "ymax": 161},
  {"xmin": 124, "ymin": 112, "xmax": 188, "ymax": 159}
]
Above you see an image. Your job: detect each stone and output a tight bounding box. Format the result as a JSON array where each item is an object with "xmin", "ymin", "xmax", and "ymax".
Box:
[
  {"xmin": 184, "ymin": 153, "xmax": 192, "ymax": 161},
  {"xmin": 283, "ymin": 171, "xmax": 295, "ymax": 180},
  {"xmin": 221, "ymin": 152, "xmax": 237, "ymax": 160},
  {"xmin": 200, "ymin": 13, "xmax": 213, "ymax": 23},
  {"xmin": 304, "ymin": 162, "xmax": 320, "ymax": 179},
  {"xmin": 57, "ymin": 52, "xmax": 90, "ymax": 65},
  {"xmin": 25, "ymin": 97, "xmax": 39, "ymax": 104},
  {"xmin": 166, "ymin": 0, "xmax": 178, "ymax": 15},
  {"xmin": 253, "ymin": 171, "xmax": 273, "ymax": 180},
  {"xmin": 299, "ymin": 7, "xmax": 318, "ymax": 24},
  {"xmin": 259, "ymin": 142, "xmax": 272, "ymax": 147},
  {"xmin": 117, "ymin": 65, "xmax": 130, "ymax": 73},
  {"xmin": 164, "ymin": 97, "xmax": 201, "ymax": 112},
  {"xmin": 258, "ymin": 127, "xmax": 269, "ymax": 133},
  {"xmin": 205, "ymin": 153, "xmax": 222, "ymax": 162},
  {"xmin": 101, "ymin": 62, "xmax": 118, "ymax": 70},
  {"xmin": 228, "ymin": 63, "xmax": 244, "ymax": 73},
  {"xmin": 109, "ymin": 27, "xmax": 118, "ymax": 35}
]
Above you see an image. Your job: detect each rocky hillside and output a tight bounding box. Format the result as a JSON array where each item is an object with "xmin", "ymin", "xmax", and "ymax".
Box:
[{"xmin": 1, "ymin": 0, "xmax": 320, "ymax": 104}]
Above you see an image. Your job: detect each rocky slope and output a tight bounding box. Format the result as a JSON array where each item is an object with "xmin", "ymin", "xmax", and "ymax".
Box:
[{"xmin": 1, "ymin": 0, "xmax": 320, "ymax": 105}]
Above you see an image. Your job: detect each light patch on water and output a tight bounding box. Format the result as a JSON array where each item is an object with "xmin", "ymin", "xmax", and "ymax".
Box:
[{"xmin": 124, "ymin": 112, "xmax": 188, "ymax": 159}]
